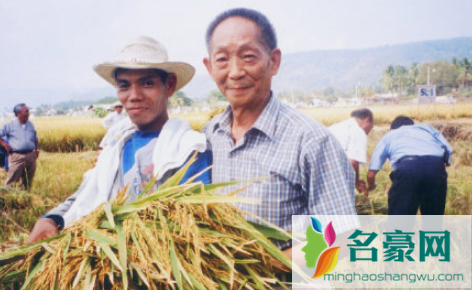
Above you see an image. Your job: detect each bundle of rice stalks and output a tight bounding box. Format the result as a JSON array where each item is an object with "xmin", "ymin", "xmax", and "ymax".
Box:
[{"xmin": 0, "ymin": 157, "xmax": 292, "ymax": 289}]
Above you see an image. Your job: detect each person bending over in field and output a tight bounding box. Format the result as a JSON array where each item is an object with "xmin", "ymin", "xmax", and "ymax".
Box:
[
  {"xmin": 329, "ymin": 108, "xmax": 374, "ymax": 196},
  {"xmin": 367, "ymin": 116, "xmax": 452, "ymax": 215},
  {"xmin": 28, "ymin": 37, "xmax": 212, "ymax": 243}
]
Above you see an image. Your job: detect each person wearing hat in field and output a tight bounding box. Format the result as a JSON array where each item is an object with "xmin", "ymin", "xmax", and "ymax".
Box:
[
  {"xmin": 27, "ymin": 37, "xmax": 212, "ymax": 243},
  {"xmin": 102, "ymin": 101, "xmax": 126, "ymax": 130},
  {"xmin": 0, "ymin": 103, "xmax": 39, "ymax": 190}
]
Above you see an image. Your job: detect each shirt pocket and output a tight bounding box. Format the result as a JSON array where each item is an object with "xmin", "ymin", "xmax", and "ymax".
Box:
[{"xmin": 243, "ymin": 179, "xmax": 301, "ymax": 226}]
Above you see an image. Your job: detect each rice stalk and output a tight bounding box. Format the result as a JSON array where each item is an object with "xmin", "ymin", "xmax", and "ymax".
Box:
[{"xmin": 0, "ymin": 157, "xmax": 292, "ymax": 289}]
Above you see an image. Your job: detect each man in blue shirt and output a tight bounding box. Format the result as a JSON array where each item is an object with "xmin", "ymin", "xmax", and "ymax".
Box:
[
  {"xmin": 27, "ymin": 37, "xmax": 211, "ymax": 243},
  {"xmin": 0, "ymin": 103, "xmax": 39, "ymax": 190},
  {"xmin": 367, "ymin": 116, "xmax": 453, "ymax": 215}
]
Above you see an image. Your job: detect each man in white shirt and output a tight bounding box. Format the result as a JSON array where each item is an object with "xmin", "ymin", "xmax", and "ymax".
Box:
[
  {"xmin": 102, "ymin": 102, "xmax": 126, "ymax": 130},
  {"xmin": 329, "ymin": 108, "xmax": 374, "ymax": 195}
]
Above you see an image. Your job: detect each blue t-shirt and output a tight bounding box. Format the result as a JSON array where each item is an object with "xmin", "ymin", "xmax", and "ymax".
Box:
[{"xmin": 122, "ymin": 130, "xmax": 211, "ymax": 188}]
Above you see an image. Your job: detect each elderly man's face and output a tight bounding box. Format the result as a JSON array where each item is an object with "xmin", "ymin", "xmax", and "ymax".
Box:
[
  {"xmin": 17, "ymin": 106, "xmax": 29, "ymax": 124},
  {"xmin": 204, "ymin": 17, "xmax": 281, "ymax": 109},
  {"xmin": 115, "ymin": 69, "xmax": 176, "ymax": 131}
]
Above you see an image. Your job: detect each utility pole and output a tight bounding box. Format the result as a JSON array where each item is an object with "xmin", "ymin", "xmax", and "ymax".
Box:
[{"xmin": 427, "ymin": 67, "xmax": 430, "ymax": 85}]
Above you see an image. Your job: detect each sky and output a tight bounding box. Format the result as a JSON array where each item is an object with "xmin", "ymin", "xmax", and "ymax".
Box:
[{"xmin": 1, "ymin": 0, "xmax": 472, "ymax": 108}]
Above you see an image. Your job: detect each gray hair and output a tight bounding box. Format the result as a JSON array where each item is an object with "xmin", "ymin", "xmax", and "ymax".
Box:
[
  {"xmin": 205, "ymin": 8, "xmax": 277, "ymax": 53},
  {"xmin": 13, "ymin": 103, "xmax": 26, "ymax": 116}
]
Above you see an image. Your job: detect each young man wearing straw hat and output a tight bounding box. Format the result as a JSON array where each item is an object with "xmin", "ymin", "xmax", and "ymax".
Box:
[
  {"xmin": 28, "ymin": 37, "xmax": 211, "ymax": 243},
  {"xmin": 203, "ymin": 8, "xmax": 356, "ymax": 266}
]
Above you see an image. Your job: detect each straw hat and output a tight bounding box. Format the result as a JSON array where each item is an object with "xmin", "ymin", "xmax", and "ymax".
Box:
[
  {"xmin": 94, "ymin": 37, "xmax": 195, "ymax": 91},
  {"xmin": 112, "ymin": 101, "xmax": 123, "ymax": 107}
]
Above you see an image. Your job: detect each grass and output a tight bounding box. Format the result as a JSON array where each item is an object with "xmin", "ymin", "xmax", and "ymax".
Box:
[{"xmin": 0, "ymin": 151, "xmax": 96, "ymax": 241}]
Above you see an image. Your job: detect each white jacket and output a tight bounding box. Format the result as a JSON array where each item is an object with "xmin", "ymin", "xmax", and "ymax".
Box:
[{"xmin": 49, "ymin": 118, "xmax": 206, "ymax": 227}]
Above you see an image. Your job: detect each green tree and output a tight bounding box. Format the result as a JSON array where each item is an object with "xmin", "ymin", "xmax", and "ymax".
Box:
[
  {"xmin": 94, "ymin": 107, "xmax": 108, "ymax": 118},
  {"xmin": 207, "ymin": 90, "xmax": 227, "ymax": 107},
  {"xmin": 453, "ymin": 57, "xmax": 472, "ymax": 89},
  {"xmin": 322, "ymin": 87, "xmax": 338, "ymax": 104},
  {"xmin": 394, "ymin": 65, "xmax": 408, "ymax": 94},
  {"xmin": 169, "ymin": 91, "xmax": 193, "ymax": 107},
  {"xmin": 35, "ymin": 104, "xmax": 52, "ymax": 117},
  {"xmin": 95, "ymin": 96, "xmax": 118, "ymax": 105},
  {"xmin": 407, "ymin": 63, "xmax": 420, "ymax": 95},
  {"xmin": 381, "ymin": 65, "xmax": 395, "ymax": 93},
  {"xmin": 418, "ymin": 61, "xmax": 458, "ymax": 95}
]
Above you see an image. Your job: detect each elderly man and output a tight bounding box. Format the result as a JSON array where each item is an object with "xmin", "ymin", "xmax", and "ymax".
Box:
[
  {"xmin": 0, "ymin": 103, "xmax": 39, "ymax": 190},
  {"xmin": 28, "ymin": 37, "xmax": 211, "ymax": 243},
  {"xmin": 203, "ymin": 8, "xmax": 356, "ymax": 260},
  {"xmin": 367, "ymin": 116, "xmax": 453, "ymax": 215},
  {"xmin": 102, "ymin": 101, "xmax": 126, "ymax": 130},
  {"xmin": 329, "ymin": 108, "xmax": 374, "ymax": 196}
]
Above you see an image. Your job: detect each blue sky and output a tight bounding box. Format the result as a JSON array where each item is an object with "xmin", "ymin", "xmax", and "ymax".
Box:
[{"xmin": 0, "ymin": 0, "xmax": 471, "ymax": 108}]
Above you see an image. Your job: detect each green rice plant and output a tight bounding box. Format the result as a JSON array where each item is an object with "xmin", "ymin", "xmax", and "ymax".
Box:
[{"xmin": 0, "ymin": 156, "xmax": 293, "ymax": 289}]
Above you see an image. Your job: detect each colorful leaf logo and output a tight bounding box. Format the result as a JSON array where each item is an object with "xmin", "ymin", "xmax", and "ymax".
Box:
[
  {"xmin": 301, "ymin": 218, "xmax": 340, "ymax": 279},
  {"xmin": 312, "ymin": 247, "xmax": 340, "ymax": 279},
  {"xmin": 324, "ymin": 222, "xmax": 336, "ymax": 247},
  {"xmin": 310, "ymin": 217, "xmax": 323, "ymax": 233}
]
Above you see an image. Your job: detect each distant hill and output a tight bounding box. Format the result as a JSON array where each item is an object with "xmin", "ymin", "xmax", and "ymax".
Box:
[
  {"xmin": 184, "ymin": 37, "xmax": 472, "ymax": 98},
  {"xmin": 5, "ymin": 37, "xmax": 470, "ymax": 109}
]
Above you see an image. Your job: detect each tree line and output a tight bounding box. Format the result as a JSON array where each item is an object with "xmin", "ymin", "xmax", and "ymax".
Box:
[{"xmin": 381, "ymin": 57, "xmax": 472, "ymax": 97}]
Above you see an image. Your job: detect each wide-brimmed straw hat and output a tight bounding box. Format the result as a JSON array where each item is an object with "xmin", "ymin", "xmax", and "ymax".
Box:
[{"xmin": 94, "ymin": 37, "xmax": 195, "ymax": 91}]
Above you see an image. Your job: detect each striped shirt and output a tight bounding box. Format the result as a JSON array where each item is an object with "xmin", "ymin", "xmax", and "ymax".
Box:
[{"xmin": 203, "ymin": 95, "xmax": 356, "ymax": 249}]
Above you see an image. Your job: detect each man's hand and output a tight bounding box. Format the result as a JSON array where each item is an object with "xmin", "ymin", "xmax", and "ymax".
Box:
[
  {"xmin": 266, "ymin": 247, "xmax": 292, "ymax": 273},
  {"xmin": 35, "ymin": 149, "xmax": 40, "ymax": 158},
  {"xmin": 367, "ymin": 170, "xmax": 378, "ymax": 193},
  {"xmin": 27, "ymin": 218, "xmax": 59, "ymax": 244},
  {"xmin": 3, "ymin": 143, "xmax": 12, "ymax": 153},
  {"xmin": 356, "ymin": 179, "xmax": 368, "ymax": 196}
]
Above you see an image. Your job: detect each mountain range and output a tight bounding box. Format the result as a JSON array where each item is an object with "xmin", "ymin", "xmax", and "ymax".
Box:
[
  {"xmin": 184, "ymin": 37, "xmax": 472, "ymax": 98},
  {"xmin": 2, "ymin": 37, "xmax": 471, "ymax": 109}
]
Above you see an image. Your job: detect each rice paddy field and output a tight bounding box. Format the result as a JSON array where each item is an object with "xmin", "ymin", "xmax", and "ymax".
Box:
[{"xmin": 0, "ymin": 102, "xmax": 471, "ymax": 245}]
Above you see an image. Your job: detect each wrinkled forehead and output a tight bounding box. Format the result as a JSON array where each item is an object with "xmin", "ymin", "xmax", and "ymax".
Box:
[{"xmin": 210, "ymin": 17, "xmax": 268, "ymax": 52}]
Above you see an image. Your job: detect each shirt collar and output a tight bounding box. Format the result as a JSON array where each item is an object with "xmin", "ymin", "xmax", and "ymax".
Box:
[{"xmin": 212, "ymin": 92, "xmax": 279, "ymax": 140}]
